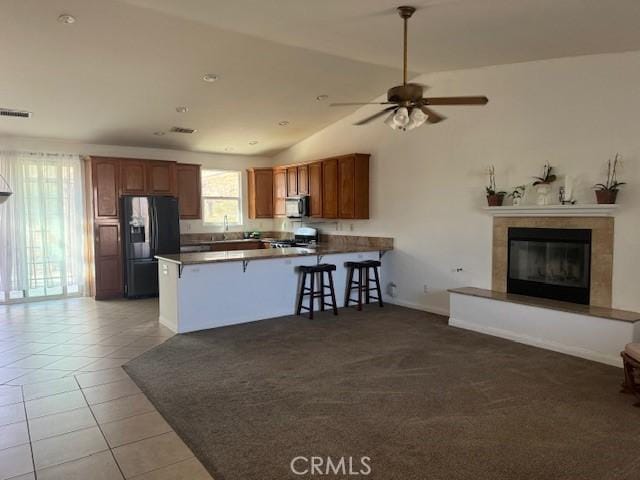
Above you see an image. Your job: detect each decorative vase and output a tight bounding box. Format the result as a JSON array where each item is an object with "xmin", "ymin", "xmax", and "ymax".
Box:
[
  {"xmin": 595, "ymin": 190, "xmax": 617, "ymax": 204},
  {"xmin": 535, "ymin": 184, "xmax": 552, "ymax": 205},
  {"xmin": 512, "ymin": 196, "xmax": 522, "ymax": 206},
  {"xmin": 486, "ymin": 193, "xmax": 505, "ymax": 207}
]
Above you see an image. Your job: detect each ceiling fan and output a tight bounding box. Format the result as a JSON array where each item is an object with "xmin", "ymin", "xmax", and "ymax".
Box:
[{"xmin": 330, "ymin": 5, "xmax": 488, "ymax": 130}]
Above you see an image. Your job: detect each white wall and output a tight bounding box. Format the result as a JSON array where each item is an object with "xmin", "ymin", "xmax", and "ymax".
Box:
[
  {"xmin": 272, "ymin": 51, "xmax": 640, "ymax": 314},
  {"xmin": 0, "ymin": 135, "xmax": 275, "ymax": 234}
]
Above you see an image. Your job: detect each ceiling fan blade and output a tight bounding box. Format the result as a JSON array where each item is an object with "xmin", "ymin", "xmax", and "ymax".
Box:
[
  {"xmin": 353, "ymin": 106, "xmax": 396, "ymax": 126},
  {"xmin": 423, "ymin": 96, "xmax": 489, "ymax": 106},
  {"xmin": 420, "ymin": 106, "xmax": 446, "ymax": 124},
  {"xmin": 330, "ymin": 102, "xmax": 394, "ymax": 107}
]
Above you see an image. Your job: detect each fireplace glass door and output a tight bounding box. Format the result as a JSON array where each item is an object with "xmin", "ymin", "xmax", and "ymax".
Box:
[{"xmin": 507, "ymin": 228, "xmax": 591, "ymax": 304}]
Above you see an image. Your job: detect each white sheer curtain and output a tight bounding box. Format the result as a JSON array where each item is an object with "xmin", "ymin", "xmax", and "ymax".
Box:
[{"xmin": 0, "ymin": 151, "xmax": 88, "ymax": 303}]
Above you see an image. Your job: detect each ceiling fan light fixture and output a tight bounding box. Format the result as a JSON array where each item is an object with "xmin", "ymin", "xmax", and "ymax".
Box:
[
  {"xmin": 392, "ymin": 107, "xmax": 410, "ymax": 128},
  {"xmin": 409, "ymin": 107, "xmax": 427, "ymax": 127},
  {"xmin": 384, "ymin": 111, "xmax": 400, "ymax": 130}
]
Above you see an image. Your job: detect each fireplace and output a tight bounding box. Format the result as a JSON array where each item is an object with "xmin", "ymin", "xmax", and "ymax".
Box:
[{"xmin": 507, "ymin": 227, "xmax": 592, "ymax": 305}]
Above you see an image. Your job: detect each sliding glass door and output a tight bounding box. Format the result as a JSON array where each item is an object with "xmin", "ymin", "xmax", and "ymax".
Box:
[{"xmin": 0, "ymin": 152, "xmax": 88, "ymax": 303}]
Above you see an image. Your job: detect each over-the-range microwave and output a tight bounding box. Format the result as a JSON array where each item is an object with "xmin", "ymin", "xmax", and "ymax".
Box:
[{"xmin": 285, "ymin": 195, "xmax": 310, "ymax": 218}]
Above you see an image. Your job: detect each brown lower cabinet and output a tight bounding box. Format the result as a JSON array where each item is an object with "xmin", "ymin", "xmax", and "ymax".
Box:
[{"xmin": 94, "ymin": 222, "xmax": 122, "ymax": 300}]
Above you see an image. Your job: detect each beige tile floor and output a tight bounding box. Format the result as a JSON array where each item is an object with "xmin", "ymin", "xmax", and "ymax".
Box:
[{"xmin": 0, "ymin": 297, "xmax": 213, "ymax": 480}]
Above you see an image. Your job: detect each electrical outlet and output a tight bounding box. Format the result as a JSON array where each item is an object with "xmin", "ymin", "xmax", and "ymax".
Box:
[
  {"xmin": 423, "ymin": 284, "xmax": 429, "ymax": 294},
  {"xmin": 349, "ymin": 223, "xmax": 354, "ymax": 231}
]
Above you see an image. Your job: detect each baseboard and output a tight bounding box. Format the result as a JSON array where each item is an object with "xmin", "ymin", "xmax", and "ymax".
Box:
[
  {"xmin": 386, "ymin": 298, "xmax": 450, "ymax": 317},
  {"xmin": 449, "ymin": 317, "xmax": 622, "ymax": 368}
]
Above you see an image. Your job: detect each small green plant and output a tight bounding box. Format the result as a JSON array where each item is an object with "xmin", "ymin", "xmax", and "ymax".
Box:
[
  {"xmin": 508, "ymin": 185, "xmax": 526, "ymax": 199},
  {"xmin": 595, "ymin": 153, "xmax": 625, "ymax": 192},
  {"xmin": 486, "ymin": 165, "xmax": 506, "ymax": 196},
  {"xmin": 532, "ymin": 163, "xmax": 557, "ymax": 186}
]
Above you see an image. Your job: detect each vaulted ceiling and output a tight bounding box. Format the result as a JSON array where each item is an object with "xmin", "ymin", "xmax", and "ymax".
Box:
[{"xmin": 2, "ymin": 0, "xmax": 640, "ymax": 156}]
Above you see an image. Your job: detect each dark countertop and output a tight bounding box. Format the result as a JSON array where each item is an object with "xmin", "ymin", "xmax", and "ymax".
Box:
[
  {"xmin": 449, "ymin": 287, "xmax": 640, "ymax": 323},
  {"xmin": 181, "ymin": 238, "xmax": 267, "ymax": 246},
  {"xmin": 156, "ymin": 244, "xmax": 392, "ymax": 266}
]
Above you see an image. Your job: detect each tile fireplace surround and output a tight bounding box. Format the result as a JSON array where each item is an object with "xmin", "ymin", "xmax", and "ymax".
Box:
[{"xmin": 492, "ymin": 217, "xmax": 614, "ymax": 307}]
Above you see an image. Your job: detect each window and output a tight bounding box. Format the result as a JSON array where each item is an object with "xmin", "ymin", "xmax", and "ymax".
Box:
[
  {"xmin": 0, "ymin": 152, "xmax": 87, "ymax": 303},
  {"xmin": 201, "ymin": 169, "xmax": 242, "ymax": 224}
]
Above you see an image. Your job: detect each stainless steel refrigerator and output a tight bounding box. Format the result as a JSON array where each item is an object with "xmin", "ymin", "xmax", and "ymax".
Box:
[{"xmin": 121, "ymin": 196, "xmax": 180, "ymax": 298}]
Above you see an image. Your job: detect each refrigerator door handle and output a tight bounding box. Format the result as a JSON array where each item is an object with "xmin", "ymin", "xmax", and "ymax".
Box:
[{"xmin": 149, "ymin": 198, "xmax": 156, "ymax": 256}]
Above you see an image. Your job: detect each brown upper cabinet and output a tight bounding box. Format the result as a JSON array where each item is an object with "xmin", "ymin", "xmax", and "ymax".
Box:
[
  {"xmin": 120, "ymin": 159, "xmax": 147, "ymax": 195},
  {"xmin": 247, "ymin": 168, "xmax": 274, "ymax": 219},
  {"xmin": 246, "ymin": 153, "xmax": 369, "ymax": 220},
  {"xmin": 147, "ymin": 161, "xmax": 177, "ymax": 196},
  {"xmin": 286, "ymin": 167, "xmax": 298, "ymax": 196},
  {"xmin": 308, "ymin": 162, "xmax": 323, "ymax": 217},
  {"xmin": 338, "ymin": 154, "xmax": 369, "ymax": 219},
  {"xmin": 92, "ymin": 157, "xmax": 120, "ymax": 219},
  {"xmin": 322, "ymin": 158, "xmax": 339, "ymax": 219},
  {"xmin": 176, "ymin": 163, "xmax": 202, "ymax": 219},
  {"xmin": 273, "ymin": 168, "xmax": 287, "ymax": 217},
  {"xmin": 297, "ymin": 164, "xmax": 309, "ymax": 195}
]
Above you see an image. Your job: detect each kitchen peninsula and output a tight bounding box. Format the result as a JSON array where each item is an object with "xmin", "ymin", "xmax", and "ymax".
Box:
[{"xmin": 155, "ymin": 239, "xmax": 393, "ymax": 333}]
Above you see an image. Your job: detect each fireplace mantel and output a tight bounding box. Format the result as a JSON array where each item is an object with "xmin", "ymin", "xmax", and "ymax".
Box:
[{"xmin": 484, "ymin": 204, "xmax": 618, "ymax": 217}]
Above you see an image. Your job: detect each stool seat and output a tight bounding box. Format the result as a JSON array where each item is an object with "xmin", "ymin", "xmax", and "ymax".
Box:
[
  {"xmin": 362, "ymin": 260, "xmax": 381, "ymax": 267},
  {"xmin": 625, "ymin": 343, "xmax": 640, "ymax": 362},
  {"xmin": 299, "ymin": 263, "xmax": 337, "ymax": 273}
]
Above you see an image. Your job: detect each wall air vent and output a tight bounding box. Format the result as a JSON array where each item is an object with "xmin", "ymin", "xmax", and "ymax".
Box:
[
  {"xmin": 169, "ymin": 126, "xmax": 197, "ymax": 134},
  {"xmin": 0, "ymin": 108, "xmax": 32, "ymax": 118}
]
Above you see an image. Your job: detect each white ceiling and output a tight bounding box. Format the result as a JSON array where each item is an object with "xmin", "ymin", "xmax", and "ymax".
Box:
[{"xmin": 3, "ymin": 0, "xmax": 640, "ymax": 156}]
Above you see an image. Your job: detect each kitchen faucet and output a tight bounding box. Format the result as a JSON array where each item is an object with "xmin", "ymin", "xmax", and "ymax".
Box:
[{"xmin": 223, "ymin": 214, "xmax": 229, "ymax": 240}]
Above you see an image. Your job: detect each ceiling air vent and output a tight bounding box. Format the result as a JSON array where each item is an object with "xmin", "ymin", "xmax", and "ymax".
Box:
[
  {"xmin": 170, "ymin": 126, "xmax": 197, "ymax": 134},
  {"xmin": 0, "ymin": 108, "xmax": 32, "ymax": 119}
]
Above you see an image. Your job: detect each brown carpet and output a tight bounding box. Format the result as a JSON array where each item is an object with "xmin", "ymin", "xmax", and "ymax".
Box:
[{"xmin": 124, "ymin": 305, "xmax": 640, "ymax": 480}]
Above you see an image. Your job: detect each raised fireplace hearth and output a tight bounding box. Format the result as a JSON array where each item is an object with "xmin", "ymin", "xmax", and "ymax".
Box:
[{"xmin": 507, "ymin": 227, "xmax": 591, "ymax": 305}]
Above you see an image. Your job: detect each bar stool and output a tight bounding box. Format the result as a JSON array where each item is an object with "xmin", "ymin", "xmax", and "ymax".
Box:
[
  {"xmin": 296, "ymin": 264, "xmax": 338, "ymax": 319},
  {"xmin": 344, "ymin": 260, "xmax": 384, "ymax": 310}
]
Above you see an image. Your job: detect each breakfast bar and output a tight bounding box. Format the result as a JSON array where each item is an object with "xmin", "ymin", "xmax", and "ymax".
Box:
[{"xmin": 155, "ymin": 244, "xmax": 392, "ymax": 333}]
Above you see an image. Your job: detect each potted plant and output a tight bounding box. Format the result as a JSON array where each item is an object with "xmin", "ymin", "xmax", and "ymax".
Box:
[
  {"xmin": 508, "ymin": 185, "xmax": 526, "ymax": 206},
  {"xmin": 486, "ymin": 165, "xmax": 506, "ymax": 206},
  {"xmin": 594, "ymin": 153, "xmax": 625, "ymax": 204},
  {"xmin": 532, "ymin": 163, "xmax": 557, "ymax": 205}
]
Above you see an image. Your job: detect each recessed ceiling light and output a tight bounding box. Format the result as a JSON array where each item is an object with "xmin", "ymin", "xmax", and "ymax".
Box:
[
  {"xmin": 203, "ymin": 73, "xmax": 219, "ymax": 83},
  {"xmin": 278, "ymin": 121, "xmax": 290, "ymax": 126},
  {"xmin": 248, "ymin": 140, "xmax": 258, "ymax": 146},
  {"xmin": 153, "ymin": 131, "xmax": 165, "ymax": 136},
  {"xmin": 176, "ymin": 106, "xmax": 188, "ymax": 113},
  {"xmin": 57, "ymin": 14, "xmax": 76, "ymax": 24},
  {"xmin": 316, "ymin": 94, "xmax": 329, "ymax": 101}
]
